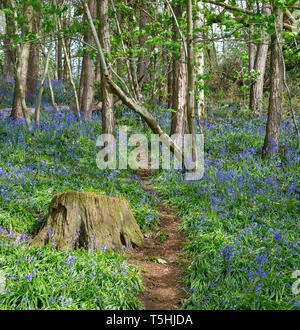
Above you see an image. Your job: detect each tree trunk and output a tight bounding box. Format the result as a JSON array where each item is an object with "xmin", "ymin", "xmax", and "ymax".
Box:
[
  {"xmin": 11, "ymin": 84, "xmax": 22, "ymax": 120},
  {"xmin": 79, "ymin": 0, "xmax": 96, "ymax": 116},
  {"xmin": 195, "ymin": 1, "xmax": 205, "ymax": 120},
  {"xmin": 167, "ymin": 60, "xmax": 173, "ymax": 108},
  {"xmin": 248, "ymin": 35, "xmax": 256, "ymax": 72},
  {"xmin": 47, "ymin": 72, "xmax": 57, "ymax": 107},
  {"xmin": 2, "ymin": 0, "xmax": 14, "ymax": 78},
  {"xmin": 170, "ymin": 3, "xmax": 187, "ymax": 136},
  {"xmin": 249, "ymin": 4, "xmax": 271, "ymax": 116},
  {"xmin": 3, "ymin": 46, "xmax": 14, "ymax": 79},
  {"xmin": 62, "ymin": 8, "xmax": 70, "ymax": 83},
  {"xmin": 57, "ymin": 36, "xmax": 63, "ymax": 80},
  {"xmin": 187, "ymin": 0, "xmax": 197, "ymax": 163},
  {"xmin": 35, "ymin": 41, "xmax": 54, "ymax": 125},
  {"xmin": 53, "ymin": 0, "xmax": 80, "ymax": 116},
  {"xmin": 262, "ymin": 5, "xmax": 283, "ymax": 156},
  {"xmin": 247, "ymin": 1, "xmax": 256, "ymax": 73},
  {"xmin": 10, "ymin": 1, "xmax": 33, "ymax": 123},
  {"xmin": 98, "ymin": 0, "xmax": 115, "ymax": 135},
  {"xmin": 31, "ymin": 191, "xmax": 144, "ymax": 250},
  {"xmin": 137, "ymin": 5, "xmax": 149, "ymax": 85},
  {"xmin": 26, "ymin": 41, "xmax": 40, "ymax": 97},
  {"xmin": 26, "ymin": 13, "xmax": 41, "ymax": 98}
]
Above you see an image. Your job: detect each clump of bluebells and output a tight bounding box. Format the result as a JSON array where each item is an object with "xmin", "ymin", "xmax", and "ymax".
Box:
[
  {"xmin": 0, "ymin": 106, "xmax": 160, "ymax": 310},
  {"xmin": 0, "ymin": 108, "xmax": 159, "ymax": 234},
  {"xmin": 0, "ymin": 236, "xmax": 143, "ymax": 310},
  {"xmin": 0, "ymin": 96, "xmax": 299, "ymax": 310},
  {"xmin": 154, "ymin": 113, "xmax": 300, "ymax": 310}
]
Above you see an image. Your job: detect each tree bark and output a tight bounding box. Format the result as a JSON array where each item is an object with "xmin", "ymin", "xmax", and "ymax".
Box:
[
  {"xmin": 137, "ymin": 4, "xmax": 150, "ymax": 85},
  {"xmin": 247, "ymin": 1, "xmax": 256, "ymax": 73},
  {"xmin": 98, "ymin": 0, "xmax": 115, "ymax": 135},
  {"xmin": 57, "ymin": 36, "xmax": 63, "ymax": 80},
  {"xmin": 2, "ymin": 0, "xmax": 14, "ymax": 78},
  {"xmin": 79, "ymin": 0, "xmax": 96, "ymax": 116},
  {"xmin": 195, "ymin": 1, "xmax": 205, "ymax": 120},
  {"xmin": 10, "ymin": 1, "xmax": 33, "ymax": 124},
  {"xmin": 31, "ymin": 191, "xmax": 144, "ymax": 250},
  {"xmin": 47, "ymin": 72, "xmax": 57, "ymax": 107},
  {"xmin": 187, "ymin": 0, "xmax": 197, "ymax": 162},
  {"xmin": 26, "ymin": 13, "xmax": 41, "ymax": 98},
  {"xmin": 262, "ymin": 5, "xmax": 283, "ymax": 156},
  {"xmin": 249, "ymin": 4, "xmax": 271, "ymax": 116},
  {"xmin": 62, "ymin": 7, "xmax": 70, "ymax": 83},
  {"xmin": 170, "ymin": 3, "xmax": 187, "ymax": 136},
  {"xmin": 35, "ymin": 41, "xmax": 54, "ymax": 125},
  {"xmin": 53, "ymin": 0, "xmax": 80, "ymax": 116},
  {"xmin": 167, "ymin": 60, "xmax": 173, "ymax": 108}
]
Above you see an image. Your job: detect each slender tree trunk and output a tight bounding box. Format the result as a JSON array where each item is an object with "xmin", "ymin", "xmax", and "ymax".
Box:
[
  {"xmin": 47, "ymin": 72, "xmax": 57, "ymax": 107},
  {"xmin": 98, "ymin": 0, "xmax": 115, "ymax": 135},
  {"xmin": 248, "ymin": 35, "xmax": 256, "ymax": 72},
  {"xmin": 195, "ymin": 1, "xmax": 205, "ymax": 120},
  {"xmin": 95, "ymin": 61, "xmax": 101, "ymax": 82},
  {"xmin": 262, "ymin": 5, "xmax": 283, "ymax": 156},
  {"xmin": 250, "ymin": 4, "xmax": 271, "ymax": 116},
  {"xmin": 137, "ymin": 4, "xmax": 149, "ymax": 85},
  {"xmin": 167, "ymin": 60, "xmax": 173, "ymax": 109},
  {"xmin": 53, "ymin": 0, "xmax": 80, "ymax": 116},
  {"xmin": 166, "ymin": 3, "xmax": 173, "ymax": 109},
  {"xmin": 57, "ymin": 36, "xmax": 63, "ymax": 80},
  {"xmin": 2, "ymin": 0, "xmax": 14, "ymax": 78},
  {"xmin": 79, "ymin": 0, "xmax": 96, "ymax": 116},
  {"xmin": 170, "ymin": 3, "xmax": 187, "ymax": 136},
  {"xmin": 187, "ymin": 0, "xmax": 196, "ymax": 162},
  {"xmin": 35, "ymin": 41, "xmax": 54, "ymax": 125},
  {"xmin": 63, "ymin": 7, "xmax": 70, "ymax": 83},
  {"xmin": 26, "ymin": 13, "xmax": 41, "ymax": 98},
  {"xmin": 248, "ymin": 1, "xmax": 256, "ymax": 74}
]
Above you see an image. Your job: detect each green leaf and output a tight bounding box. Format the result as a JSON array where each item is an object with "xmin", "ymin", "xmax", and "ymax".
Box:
[{"xmin": 156, "ymin": 258, "xmax": 167, "ymax": 264}]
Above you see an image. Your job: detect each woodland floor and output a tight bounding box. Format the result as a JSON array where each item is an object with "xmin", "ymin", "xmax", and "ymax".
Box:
[{"xmin": 125, "ymin": 167, "xmax": 187, "ymax": 310}]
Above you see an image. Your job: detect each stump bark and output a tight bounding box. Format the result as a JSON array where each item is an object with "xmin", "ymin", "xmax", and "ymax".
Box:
[{"xmin": 31, "ymin": 191, "xmax": 143, "ymax": 251}]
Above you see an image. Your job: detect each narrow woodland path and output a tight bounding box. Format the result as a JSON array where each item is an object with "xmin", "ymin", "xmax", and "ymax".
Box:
[{"xmin": 125, "ymin": 167, "xmax": 187, "ymax": 310}]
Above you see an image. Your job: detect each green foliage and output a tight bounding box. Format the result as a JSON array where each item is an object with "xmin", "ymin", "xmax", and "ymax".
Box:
[
  {"xmin": 0, "ymin": 244, "xmax": 143, "ymax": 310},
  {"xmin": 153, "ymin": 114, "xmax": 300, "ymax": 310}
]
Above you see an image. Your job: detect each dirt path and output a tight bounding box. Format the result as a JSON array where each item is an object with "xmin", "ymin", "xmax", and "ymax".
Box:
[{"xmin": 125, "ymin": 168, "xmax": 187, "ymax": 310}]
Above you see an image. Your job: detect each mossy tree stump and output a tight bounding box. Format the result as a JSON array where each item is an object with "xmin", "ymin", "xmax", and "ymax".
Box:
[{"xmin": 31, "ymin": 191, "xmax": 143, "ymax": 251}]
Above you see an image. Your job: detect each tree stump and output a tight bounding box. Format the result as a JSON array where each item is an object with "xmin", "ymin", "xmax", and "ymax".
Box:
[{"xmin": 31, "ymin": 191, "xmax": 143, "ymax": 251}]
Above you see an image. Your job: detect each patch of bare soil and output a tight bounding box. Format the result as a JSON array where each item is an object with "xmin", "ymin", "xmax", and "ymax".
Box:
[{"xmin": 125, "ymin": 168, "xmax": 187, "ymax": 310}]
